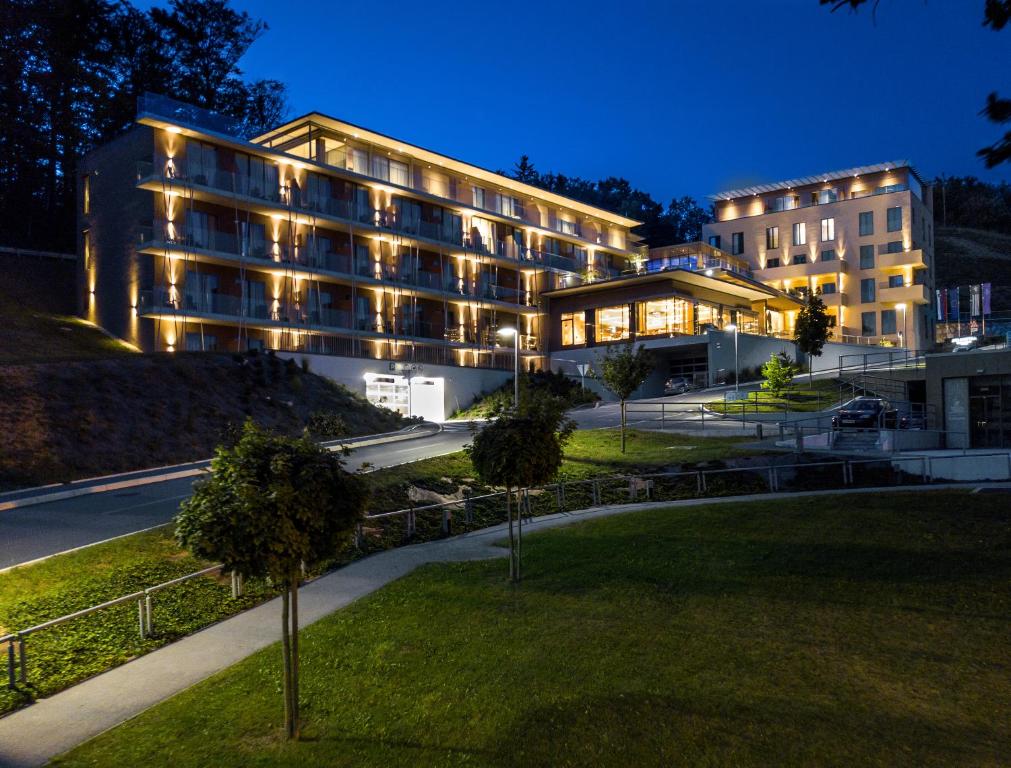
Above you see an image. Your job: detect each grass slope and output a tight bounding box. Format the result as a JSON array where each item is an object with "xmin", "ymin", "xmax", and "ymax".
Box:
[
  {"xmin": 0, "ymin": 309, "xmax": 136, "ymax": 364},
  {"xmin": 935, "ymin": 226, "xmax": 1011, "ymax": 311},
  {"xmin": 53, "ymin": 491, "xmax": 1011, "ymax": 767},
  {"xmin": 0, "ymin": 352, "xmax": 404, "ymax": 490}
]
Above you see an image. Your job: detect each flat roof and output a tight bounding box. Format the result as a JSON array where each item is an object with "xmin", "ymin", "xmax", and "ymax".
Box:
[
  {"xmin": 254, "ymin": 113, "xmax": 644, "ymax": 229},
  {"xmin": 711, "ymin": 161, "xmax": 926, "ymax": 201}
]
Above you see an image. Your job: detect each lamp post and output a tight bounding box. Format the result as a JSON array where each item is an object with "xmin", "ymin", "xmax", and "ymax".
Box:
[
  {"xmin": 498, "ymin": 326, "xmax": 520, "ymax": 409},
  {"xmin": 896, "ymin": 303, "xmax": 907, "ymax": 349},
  {"xmin": 726, "ymin": 323, "xmax": 739, "ymax": 391}
]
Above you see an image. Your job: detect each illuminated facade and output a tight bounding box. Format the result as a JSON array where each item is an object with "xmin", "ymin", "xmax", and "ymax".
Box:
[
  {"xmin": 702, "ymin": 162, "xmax": 934, "ymax": 351},
  {"xmin": 78, "ymin": 95, "xmax": 642, "ymax": 384}
]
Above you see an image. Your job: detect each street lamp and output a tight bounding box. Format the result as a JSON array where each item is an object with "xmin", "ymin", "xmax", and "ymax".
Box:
[
  {"xmin": 726, "ymin": 323, "xmax": 739, "ymax": 391},
  {"xmin": 498, "ymin": 326, "xmax": 520, "ymax": 409},
  {"xmin": 895, "ymin": 303, "xmax": 907, "ymax": 348}
]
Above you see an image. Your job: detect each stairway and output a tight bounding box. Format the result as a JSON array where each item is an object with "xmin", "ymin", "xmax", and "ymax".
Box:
[{"xmin": 831, "ymin": 430, "xmax": 882, "ymax": 452}]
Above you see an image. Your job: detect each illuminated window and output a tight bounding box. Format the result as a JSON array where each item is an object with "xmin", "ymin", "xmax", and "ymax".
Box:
[
  {"xmin": 472, "ymin": 186, "xmax": 485, "ymax": 209},
  {"xmin": 389, "ymin": 159, "xmax": 409, "ymax": 187},
  {"xmin": 637, "ymin": 298, "xmax": 691, "ymax": 336},
  {"xmin": 350, "ymin": 149, "xmax": 368, "ymax": 175},
  {"xmin": 817, "ymin": 189, "xmax": 838, "ymax": 204},
  {"xmin": 792, "ymin": 222, "xmax": 806, "ymax": 246},
  {"xmin": 82, "ymin": 230, "xmax": 91, "ymax": 269},
  {"xmin": 558, "ymin": 219, "xmax": 578, "ymax": 236},
  {"xmin": 371, "ymin": 155, "xmax": 390, "ymax": 181},
  {"xmin": 594, "ymin": 305, "xmax": 630, "ymax": 342},
  {"xmin": 887, "ymin": 206, "xmax": 902, "ymax": 232},
  {"xmin": 765, "ymin": 226, "xmax": 779, "ymax": 250},
  {"xmin": 696, "ymin": 303, "xmax": 723, "ymax": 330},
  {"xmin": 731, "ymin": 232, "xmax": 744, "ymax": 255},
  {"xmin": 820, "ymin": 217, "xmax": 835, "ymax": 242},
  {"xmin": 499, "ymin": 196, "xmax": 523, "ymax": 219},
  {"xmin": 561, "ymin": 312, "xmax": 586, "ymax": 346},
  {"xmin": 82, "ymin": 175, "xmax": 90, "ymax": 214}
]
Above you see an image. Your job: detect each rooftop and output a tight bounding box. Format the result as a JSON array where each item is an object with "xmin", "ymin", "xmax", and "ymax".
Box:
[{"xmin": 711, "ymin": 161, "xmax": 925, "ymax": 201}]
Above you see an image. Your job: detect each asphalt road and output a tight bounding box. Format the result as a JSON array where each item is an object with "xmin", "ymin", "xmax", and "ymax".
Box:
[{"xmin": 0, "ymin": 423, "xmax": 476, "ymax": 571}]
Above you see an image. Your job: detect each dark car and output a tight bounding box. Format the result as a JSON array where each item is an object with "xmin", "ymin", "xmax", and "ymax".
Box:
[
  {"xmin": 664, "ymin": 376, "xmax": 692, "ymax": 395},
  {"xmin": 831, "ymin": 397, "xmax": 898, "ymax": 430}
]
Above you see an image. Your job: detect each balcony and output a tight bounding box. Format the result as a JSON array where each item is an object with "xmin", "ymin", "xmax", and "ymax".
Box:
[
  {"xmin": 876, "ymin": 248, "xmax": 926, "ymax": 270},
  {"xmin": 877, "ymin": 281, "xmax": 930, "ymax": 304},
  {"xmin": 756, "ymin": 258, "xmax": 848, "ymax": 280},
  {"xmin": 818, "ymin": 290, "xmax": 849, "ymax": 305}
]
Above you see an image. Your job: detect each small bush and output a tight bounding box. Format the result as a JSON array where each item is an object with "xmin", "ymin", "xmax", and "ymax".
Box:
[{"xmin": 304, "ymin": 411, "xmax": 348, "ymax": 439}]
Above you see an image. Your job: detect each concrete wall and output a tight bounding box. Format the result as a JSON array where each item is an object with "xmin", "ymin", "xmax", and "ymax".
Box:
[{"xmin": 277, "ymin": 351, "xmax": 512, "ymax": 418}]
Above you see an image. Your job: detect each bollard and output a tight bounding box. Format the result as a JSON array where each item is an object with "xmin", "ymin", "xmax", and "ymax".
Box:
[
  {"xmin": 661, "ymin": 406, "xmax": 665, "ymax": 432},
  {"xmin": 441, "ymin": 507, "xmax": 450, "ymax": 535},
  {"xmin": 18, "ymin": 636, "xmax": 26, "ymax": 684},
  {"xmin": 756, "ymin": 423, "xmax": 763, "ymax": 440},
  {"xmin": 7, "ymin": 642, "xmax": 15, "ymax": 690},
  {"xmin": 696, "ymin": 471, "xmax": 702, "ymax": 494},
  {"xmin": 768, "ymin": 468, "xmax": 775, "ymax": 492},
  {"xmin": 464, "ymin": 492, "xmax": 473, "ymax": 524},
  {"xmin": 700, "ymin": 403, "xmax": 705, "ymax": 431},
  {"xmin": 592, "ymin": 479, "xmax": 600, "ymax": 506},
  {"xmin": 354, "ymin": 522, "xmax": 364, "ymax": 550},
  {"xmin": 145, "ymin": 593, "xmax": 153, "ymax": 635},
  {"xmin": 138, "ymin": 600, "xmax": 146, "ymax": 639}
]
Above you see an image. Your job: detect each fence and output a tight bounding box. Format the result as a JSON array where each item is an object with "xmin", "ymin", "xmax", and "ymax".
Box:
[{"xmin": 10, "ymin": 451, "xmax": 1010, "ymax": 692}]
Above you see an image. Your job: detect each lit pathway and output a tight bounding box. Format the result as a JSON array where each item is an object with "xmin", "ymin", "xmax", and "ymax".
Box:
[{"xmin": 0, "ymin": 483, "xmax": 1005, "ymax": 767}]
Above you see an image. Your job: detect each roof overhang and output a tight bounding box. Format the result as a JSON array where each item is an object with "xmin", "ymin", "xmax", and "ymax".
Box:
[{"xmin": 710, "ymin": 160, "xmax": 926, "ymax": 201}]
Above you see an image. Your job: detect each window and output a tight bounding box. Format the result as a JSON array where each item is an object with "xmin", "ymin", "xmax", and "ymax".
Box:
[
  {"xmin": 860, "ymin": 278, "xmax": 876, "ymax": 303},
  {"xmin": 389, "ymin": 159, "xmax": 409, "ymax": 187},
  {"xmin": 185, "ymin": 210, "xmax": 215, "ymax": 249},
  {"xmin": 861, "ymin": 311, "xmax": 877, "ymax": 336},
  {"xmin": 765, "ymin": 226, "xmax": 779, "ymax": 250},
  {"xmin": 595, "ymin": 305, "xmax": 630, "ymax": 342},
  {"xmin": 766, "ymin": 257, "xmax": 781, "ymax": 268},
  {"xmin": 881, "ymin": 309, "xmax": 897, "ymax": 335},
  {"xmin": 350, "ymin": 149, "xmax": 368, "ymax": 175},
  {"xmin": 820, "ymin": 282, "xmax": 837, "ymax": 294},
  {"xmin": 820, "ymin": 217, "xmax": 835, "ymax": 242},
  {"xmin": 708, "ymin": 235, "xmax": 721, "ymax": 249},
  {"xmin": 816, "ymin": 189, "xmax": 839, "ymax": 204},
  {"xmin": 859, "ymin": 211, "xmax": 874, "ymax": 236},
  {"xmin": 886, "ymin": 240, "xmax": 903, "ymax": 253},
  {"xmin": 472, "ymin": 186, "xmax": 485, "ymax": 209},
  {"xmin": 820, "ymin": 249, "xmax": 836, "ymax": 262},
  {"xmin": 371, "ymin": 155, "xmax": 390, "ymax": 181},
  {"xmin": 730, "ymin": 232, "xmax": 744, "ymax": 255},
  {"xmin": 859, "ymin": 244, "xmax": 875, "ymax": 269},
  {"xmin": 792, "ymin": 222, "xmax": 806, "ymax": 246},
  {"xmin": 186, "ymin": 332, "xmax": 218, "ymax": 352},
  {"xmin": 558, "ymin": 219, "xmax": 578, "ymax": 236},
  {"xmin": 186, "ymin": 140, "xmax": 217, "ymax": 184},
  {"xmin": 637, "ymin": 298, "xmax": 692, "ymax": 336},
  {"xmin": 82, "ymin": 175, "xmax": 90, "ymax": 214},
  {"xmin": 770, "ymin": 195, "xmax": 798, "ymax": 212},
  {"xmin": 499, "ymin": 196, "xmax": 523, "ymax": 218},
  {"xmin": 887, "ymin": 206, "xmax": 902, "ymax": 232},
  {"xmin": 793, "ymin": 254, "xmax": 808, "ymax": 265},
  {"xmin": 560, "ymin": 312, "xmax": 586, "ymax": 346},
  {"xmin": 82, "ymin": 230, "xmax": 92, "ymax": 269},
  {"xmin": 888, "ymin": 274, "xmax": 905, "ymax": 288}
]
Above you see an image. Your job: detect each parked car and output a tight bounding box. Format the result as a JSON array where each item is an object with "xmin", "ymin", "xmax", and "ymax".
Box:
[
  {"xmin": 831, "ymin": 397, "xmax": 898, "ymax": 430},
  {"xmin": 664, "ymin": 376, "xmax": 693, "ymax": 395}
]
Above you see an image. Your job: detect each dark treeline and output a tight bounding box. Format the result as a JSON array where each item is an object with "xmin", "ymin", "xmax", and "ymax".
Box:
[
  {"xmin": 0, "ymin": 0, "xmax": 286, "ymax": 252},
  {"xmin": 933, "ymin": 176, "xmax": 1011, "ymax": 234},
  {"xmin": 505, "ymin": 155, "xmax": 713, "ymax": 248}
]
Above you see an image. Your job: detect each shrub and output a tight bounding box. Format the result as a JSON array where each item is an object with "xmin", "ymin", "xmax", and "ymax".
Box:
[{"xmin": 304, "ymin": 411, "xmax": 348, "ymax": 439}]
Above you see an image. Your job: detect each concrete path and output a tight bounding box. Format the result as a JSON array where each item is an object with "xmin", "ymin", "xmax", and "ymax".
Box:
[{"xmin": 1, "ymin": 483, "xmax": 1006, "ymax": 767}]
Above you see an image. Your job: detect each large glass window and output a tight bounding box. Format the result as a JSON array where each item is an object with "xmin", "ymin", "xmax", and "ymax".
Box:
[
  {"xmin": 861, "ymin": 311, "xmax": 877, "ymax": 336},
  {"xmin": 561, "ymin": 312, "xmax": 586, "ymax": 346},
  {"xmin": 472, "ymin": 186, "xmax": 485, "ymax": 209},
  {"xmin": 886, "ymin": 240, "xmax": 903, "ymax": 253},
  {"xmin": 859, "ymin": 244, "xmax": 875, "ymax": 269},
  {"xmin": 637, "ymin": 298, "xmax": 692, "ymax": 337},
  {"xmin": 820, "ymin": 217, "xmax": 835, "ymax": 242},
  {"xmin": 731, "ymin": 232, "xmax": 744, "ymax": 255},
  {"xmin": 765, "ymin": 226, "xmax": 779, "ymax": 250},
  {"xmin": 696, "ymin": 303, "xmax": 724, "ymax": 330},
  {"xmin": 793, "ymin": 253, "xmax": 808, "ymax": 264},
  {"xmin": 860, "ymin": 278, "xmax": 876, "ymax": 303},
  {"xmin": 389, "ymin": 159, "xmax": 410, "ymax": 187},
  {"xmin": 881, "ymin": 309, "xmax": 897, "ymax": 335},
  {"xmin": 708, "ymin": 235, "xmax": 721, "ymax": 249},
  {"xmin": 887, "ymin": 206, "xmax": 903, "ymax": 232},
  {"xmin": 817, "ymin": 189, "xmax": 838, "ymax": 204},
  {"xmin": 859, "ymin": 211, "xmax": 874, "ymax": 236},
  {"xmin": 595, "ymin": 305, "xmax": 630, "ymax": 341},
  {"xmin": 792, "ymin": 222, "xmax": 806, "ymax": 246}
]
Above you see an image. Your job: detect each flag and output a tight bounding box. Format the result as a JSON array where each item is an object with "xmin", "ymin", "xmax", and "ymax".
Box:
[
  {"xmin": 948, "ymin": 287, "xmax": 960, "ymax": 322},
  {"xmin": 936, "ymin": 289, "xmax": 945, "ymax": 321},
  {"xmin": 983, "ymin": 282, "xmax": 992, "ymax": 316},
  {"xmin": 970, "ymin": 284, "xmax": 982, "ymax": 317}
]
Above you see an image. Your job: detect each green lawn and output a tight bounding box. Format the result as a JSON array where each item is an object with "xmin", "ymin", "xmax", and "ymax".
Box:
[
  {"xmin": 0, "ymin": 312, "xmax": 136, "ymax": 364},
  {"xmin": 53, "ymin": 491, "xmax": 1010, "ymax": 767},
  {"xmin": 709, "ymin": 379, "xmax": 843, "ymax": 415},
  {"xmin": 1, "ymin": 428, "xmax": 752, "ymax": 715}
]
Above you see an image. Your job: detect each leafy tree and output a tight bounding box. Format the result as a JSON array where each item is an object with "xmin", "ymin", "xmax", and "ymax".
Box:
[
  {"xmin": 468, "ymin": 386, "xmax": 574, "ymax": 582},
  {"xmin": 794, "ymin": 294, "xmax": 835, "ymax": 383},
  {"xmin": 175, "ymin": 421, "xmax": 368, "ymax": 739},
  {"xmin": 823, "ymin": 0, "xmax": 1011, "ymax": 167},
  {"xmin": 761, "ymin": 352, "xmax": 796, "ymax": 397},
  {"xmin": 595, "ymin": 343, "xmax": 655, "ymax": 453}
]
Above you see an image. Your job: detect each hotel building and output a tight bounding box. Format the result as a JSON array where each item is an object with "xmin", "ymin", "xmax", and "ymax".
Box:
[
  {"xmin": 78, "ymin": 96, "xmax": 643, "ymax": 418},
  {"xmin": 702, "ymin": 162, "xmax": 935, "ymax": 351}
]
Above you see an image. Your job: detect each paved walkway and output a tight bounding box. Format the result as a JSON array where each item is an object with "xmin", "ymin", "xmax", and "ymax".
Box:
[{"xmin": 1, "ymin": 484, "xmax": 1006, "ymax": 767}]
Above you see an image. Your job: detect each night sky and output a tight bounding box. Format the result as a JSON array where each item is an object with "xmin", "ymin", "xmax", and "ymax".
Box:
[{"xmin": 138, "ymin": 0, "xmax": 1011, "ymax": 203}]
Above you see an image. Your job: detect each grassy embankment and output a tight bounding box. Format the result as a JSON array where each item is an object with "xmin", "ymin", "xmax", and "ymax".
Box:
[
  {"xmin": 707, "ymin": 378, "xmax": 844, "ymax": 415},
  {"xmin": 52, "ymin": 491, "xmax": 1011, "ymax": 767}
]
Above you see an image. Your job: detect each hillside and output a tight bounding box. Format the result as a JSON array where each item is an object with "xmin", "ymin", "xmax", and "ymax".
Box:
[
  {"xmin": 0, "ymin": 352, "xmax": 405, "ymax": 491},
  {"xmin": 0, "ymin": 308, "xmax": 137, "ymax": 363},
  {"xmin": 935, "ymin": 226, "xmax": 1011, "ymax": 311}
]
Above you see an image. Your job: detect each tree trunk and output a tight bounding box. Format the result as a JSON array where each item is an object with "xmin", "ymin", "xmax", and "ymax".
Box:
[
  {"xmin": 290, "ymin": 576, "xmax": 300, "ymax": 739},
  {"xmin": 620, "ymin": 399, "xmax": 627, "ymax": 453},
  {"xmin": 506, "ymin": 487, "xmax": 516, "ymax": 582},
  {"xmin": 517, "ymin": 488, "xmax": 523, "ymax": 582},
  {"xmin": 280, "ymin": 587, "xmax": 292, "ymax": 738}
]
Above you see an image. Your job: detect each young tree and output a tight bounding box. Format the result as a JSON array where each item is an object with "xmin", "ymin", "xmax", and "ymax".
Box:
[
  {"xmin": 175, "ymin": 421, "xmax": 368, "ymax": 739},
  {"xmin": 794, "ymin": 294, "xmax": 835, "ymax": 384},
  {"xmin": 596, "ymin": 342, "xmax": 655, "ymax": 453},
  {"xmin": 761, "ymin": 352, "xmax": 796, "ymax": 397},
  {"xmin": 468, "ymin": 387, "xmax": 574, "ymax": 582}
]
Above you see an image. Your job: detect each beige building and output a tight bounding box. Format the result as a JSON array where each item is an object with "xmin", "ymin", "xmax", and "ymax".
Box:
[{"xmin": 702, "ymin": 162, "xmax": 934, "ymax": 351}]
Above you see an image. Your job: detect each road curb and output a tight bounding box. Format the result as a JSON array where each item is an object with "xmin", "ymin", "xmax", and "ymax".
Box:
[{"xmin": 0, "ymin": 424, "xmax": 441, "ymax": 513}]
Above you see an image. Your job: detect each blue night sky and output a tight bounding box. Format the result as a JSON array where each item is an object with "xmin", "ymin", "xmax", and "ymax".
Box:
[{"xmin": 142, "ymin": 0, "xmax": 1011, "ymax": 203}]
